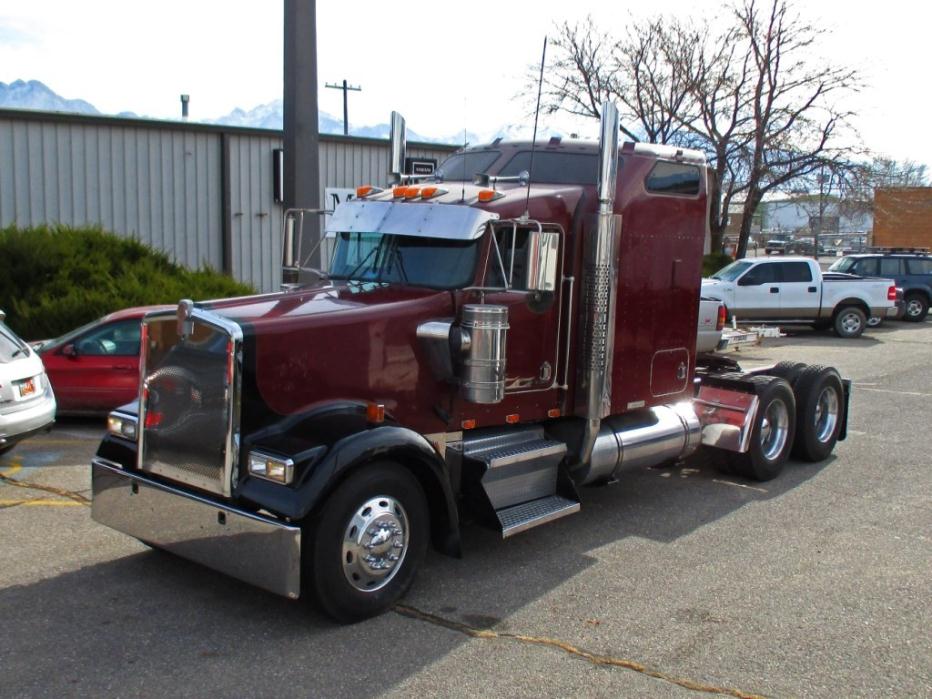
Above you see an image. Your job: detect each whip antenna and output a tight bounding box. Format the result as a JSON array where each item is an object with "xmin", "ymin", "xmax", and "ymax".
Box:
[{"xmin": 524, "ymin": 36, "xmax": 548, "ymax": 219}]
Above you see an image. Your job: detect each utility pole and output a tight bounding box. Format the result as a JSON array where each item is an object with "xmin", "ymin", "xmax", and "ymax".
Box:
[{"xmin": 325, "ymin": 79, "xmax": 361, "ymax": 135}]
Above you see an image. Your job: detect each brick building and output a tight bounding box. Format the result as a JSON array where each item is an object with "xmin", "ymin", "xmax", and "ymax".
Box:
[{"xmin": 874, "ymin": 187, "xmax": 932, "ymax": 249}]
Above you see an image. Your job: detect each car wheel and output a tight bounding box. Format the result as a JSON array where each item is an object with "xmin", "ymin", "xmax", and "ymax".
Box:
[
  {"xmin": 308, "ymin": 461, "xmax": 428, "ymax": 623},
  {"xmin": 791, "ymin": 365, "xmax": 844, "ymax": 462},
  {"xmin": 729, "ymin": 376, "xmax": 796, "ymax": 481},
  {"xmin": 866, "ymin": 315, "xmax": 883, "ymax": 327},
  {"xmin": 903, "ymin": 293, "xmax": 929, "ymax": 322},
  {"xmin": 833, "ymin": 306, "xmax": 867, "ymax": 338}
]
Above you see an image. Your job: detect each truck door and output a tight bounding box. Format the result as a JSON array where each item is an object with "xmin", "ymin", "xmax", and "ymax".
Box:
[
  {"xmin": 735, "ymin": 262, "xmax": 781, "ymax": 319},
  {"xmin": 777, "ymin": 261, "xmax": 819, "ymax": 319},
  {"xmin": 466, "ymin": 223, "xmax": 564, "ymax": 419}
]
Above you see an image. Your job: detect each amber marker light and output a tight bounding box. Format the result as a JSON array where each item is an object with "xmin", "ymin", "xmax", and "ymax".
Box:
[
  {"xmin": 477, "ymin": 189, "xmax": 500, "ymax": 202},
  {"xmin": 547, "ymin": 408, "xmax": 561, "ymax": 418},
  {"xmin": 392, "ymin": 186, "xmax": 406, "ymax": 198},
  {"xmin": 366, "ymin": 402, "xmax": 385, "ymax": 424},
  {"xmin": 461, "ymin": 418, "xmax": 477, "ymax": 430},
  {"xmin": 403, "ymin": 186, "xmax": 421, "ymax": 199},
  {"xmin": 505, "ymin": 414, "xmax": 520, "ymax": 424},
  {"xmin": 356, "ymin": 185, "xmax": 382, "ymax": 197},
  {"xmin": 420, "ymin": 186, "xmax": 448, "ymax": 199}
]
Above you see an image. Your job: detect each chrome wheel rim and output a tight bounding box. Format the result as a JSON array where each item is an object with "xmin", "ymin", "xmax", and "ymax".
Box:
[
  {"xmin": 867, "ymin": 315, "xmax": 882, "ymax": 327},
  {"xmin": 342, "ymin": 496, "xmax": 409, "ymax": 592},
  {"xmin": 841, "ymin": 312, "xmax": 862, "ymax": 335},
  {"xmin": 906, "ymin": 299, "xmax": 923, "ymax": 318},
  {"xmin": 814, "ymin": 386, "xmax": 839, "ymax": 443},
  {"xmin": 760, "ymin": 398, "xmax": 790, "ymax": 461}
]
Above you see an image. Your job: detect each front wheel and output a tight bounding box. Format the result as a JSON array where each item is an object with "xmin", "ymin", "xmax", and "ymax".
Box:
[
  {"xmin": 833, "ymin": 306, "xmax": 867, "ymax": 338},
  {"xmin": 307, "ymin": 462, "xmax": 428, "ymax": 623}
]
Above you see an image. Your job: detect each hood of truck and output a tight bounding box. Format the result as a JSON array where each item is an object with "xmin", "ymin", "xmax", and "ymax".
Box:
[{"xmin": 203, "ymin": 282, "xmax": 449, "ymax": 332}]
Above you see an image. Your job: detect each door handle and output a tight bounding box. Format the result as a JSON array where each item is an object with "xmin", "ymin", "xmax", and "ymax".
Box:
[
  {"xmin": 114, "ymin": 364, "xmax": 134, "ymax": 371},
  {"xmin": 808, "ymin": 286, "xmax": 817, "ymax": 292},
  {"xmin": 769, "ymin": 287, "xmax": 779, "ymax": 293}
]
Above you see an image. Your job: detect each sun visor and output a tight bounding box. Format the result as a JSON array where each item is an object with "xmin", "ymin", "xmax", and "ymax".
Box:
[{"xmin": 325, "ymin": 200, "xmax": 498, "ymax": 241}]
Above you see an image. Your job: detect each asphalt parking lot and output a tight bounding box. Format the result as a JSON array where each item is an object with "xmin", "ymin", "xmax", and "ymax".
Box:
[{"xmin": 1, "ymin": 320, "xmax": 930, "ymax": 698}]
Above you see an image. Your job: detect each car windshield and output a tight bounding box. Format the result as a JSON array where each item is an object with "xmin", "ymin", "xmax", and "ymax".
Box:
[
  {"xmin": 0, "ymin": 322, "xmax": 30, "ymax": 363},
  {"xmin": 39, "ymin": 317, "xmax": 109, "ymax": 352},
  {"xmin": 328, "ymin": 232, "xmax": 480, "ymax": 289},
  {"xmin": 828, "ymin": 257, "xmax": 855, "ymax": 273},
  {"xmin": 710, "ymin": 260, "xmax": 754, "ymax": 281}
]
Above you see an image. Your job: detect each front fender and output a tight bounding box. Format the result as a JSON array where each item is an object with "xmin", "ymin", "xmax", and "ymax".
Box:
[{"xmin": 238, "ymin": 425, "xmax": 461, "ymax": 557}]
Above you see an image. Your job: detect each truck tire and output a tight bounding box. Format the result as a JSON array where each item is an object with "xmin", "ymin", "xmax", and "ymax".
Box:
[
  {"xmin": 833, "ymin": 306, "xmax": 867, "ymax": 338},
  {"xmin": 767, "ymin": 361, "xmax": 806, "ymax": 387},
  {"xmin": 729, "ymin": 376, "xmax": 796, "ymax": 481},
  {"xmin": 791, "ymin": 365, "xmax": 844, "ymax": 462},
  {"xmin": 903, "ymin": 293, "xmax": 929, "ymax": 322},
  {"xmin": 308, "ymin": 461, "xmax": 428, "ymax": 623}
]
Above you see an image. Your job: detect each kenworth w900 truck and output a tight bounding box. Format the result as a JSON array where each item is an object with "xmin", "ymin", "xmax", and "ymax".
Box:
[{"xmin": 91, "ymin": 104, "xmax": 849, "ymax": 622}]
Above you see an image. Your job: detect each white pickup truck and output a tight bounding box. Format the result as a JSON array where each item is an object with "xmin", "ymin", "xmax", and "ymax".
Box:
[{"xmin": 702, "ymin": 256, "xmax": 897, "ymax": 338}]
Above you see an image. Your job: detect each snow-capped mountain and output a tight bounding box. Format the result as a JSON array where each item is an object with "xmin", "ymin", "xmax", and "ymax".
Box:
[{"xmin": 0, "ymin": 79, "xmax": 98, "ymax": 115}]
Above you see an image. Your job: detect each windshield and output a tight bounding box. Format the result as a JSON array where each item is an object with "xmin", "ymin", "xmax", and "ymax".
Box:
[
  {"xmin": 828, "ymin": 257, "xmax": 855, "ymax": 273},
  {"xmin": 328, "ymin": 232, "xmax": 480, "ymax": 289},
  {"xmin": 710, "ymin": 260, "xmax": 754, "ymax": 281},
  {"xmin": 436, "ymin": 151, "xmax": 501, "ymax": 182},
  {"xmin": 0, "ymin": 322, "xmax": 30, "ymax": 363},
  {"xmin": 39, "ymin": 316, "xmax": 106, "ymax": 353}
]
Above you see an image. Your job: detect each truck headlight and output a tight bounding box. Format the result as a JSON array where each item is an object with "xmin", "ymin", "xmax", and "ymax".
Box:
[
  {"xmin": 248, "ymin": 451, "xmax": 294, "ymax": 484},
  {"xmin": 107, "ymin": 412, "xmax": 138, "ymax": 440}
]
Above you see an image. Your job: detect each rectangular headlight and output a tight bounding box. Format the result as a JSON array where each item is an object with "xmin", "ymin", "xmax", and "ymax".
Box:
[
  {"xmin": 107, "ymin": 412, "xmax": 138, "ymax": 441},
  {"xmin": 248, "ymin": 451, "xmax": 294, "ymax": 484}
]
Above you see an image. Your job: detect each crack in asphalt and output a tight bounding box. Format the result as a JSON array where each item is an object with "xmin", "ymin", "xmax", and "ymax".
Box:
[
  {"xmin": 0, "ymin": 473, "xmax": 91, "ymax": 506},
  {"xmin": 394, "ymin": 604, "xmax": 767, "ymax": 699}
]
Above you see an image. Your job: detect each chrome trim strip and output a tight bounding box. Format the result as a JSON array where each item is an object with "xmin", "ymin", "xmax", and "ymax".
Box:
[{"xmin": 91, "ymin": 459, "xmax": 301, "ymax": 599}]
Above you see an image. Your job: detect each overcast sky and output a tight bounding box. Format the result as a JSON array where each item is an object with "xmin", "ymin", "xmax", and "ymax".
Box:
[{"xmin": 1, "ymin": 0, "xmax": 930, "ymax": 168}]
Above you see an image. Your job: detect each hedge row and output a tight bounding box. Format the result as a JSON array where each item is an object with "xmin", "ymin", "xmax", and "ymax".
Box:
[{"xmin": 0, "ymin": 225, "xmax": 254, "ymax": 340}]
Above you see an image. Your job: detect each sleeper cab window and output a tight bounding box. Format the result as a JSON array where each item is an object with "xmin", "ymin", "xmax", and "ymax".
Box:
[{"xmin": 645, "ymin": 161, "xmax": 701, "ymax": 196}]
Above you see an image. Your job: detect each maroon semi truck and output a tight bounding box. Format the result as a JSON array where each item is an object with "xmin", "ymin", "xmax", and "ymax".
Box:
[{"xmin": 92, "ymin": 103, "xmax": 849, "ymax": 622}]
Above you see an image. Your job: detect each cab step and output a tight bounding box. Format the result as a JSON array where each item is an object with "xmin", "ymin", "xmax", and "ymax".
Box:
[{"xmin": 497, "ymin": 495, "xmax": 580, "ymax": 538}]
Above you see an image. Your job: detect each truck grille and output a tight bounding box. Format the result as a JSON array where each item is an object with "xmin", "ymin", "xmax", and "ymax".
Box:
[{"xmin": 138, "ymin": 314, "xmax": 239, "ymax": 496}]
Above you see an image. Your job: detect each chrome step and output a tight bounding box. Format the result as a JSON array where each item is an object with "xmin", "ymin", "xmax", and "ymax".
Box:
[
  {"xmin": 484, "ymin": 439, "xmax": 566, "ymax": 469},
  {"xmin": 497, "ymin": 495, "xmax": 580, "ymax": 538}
]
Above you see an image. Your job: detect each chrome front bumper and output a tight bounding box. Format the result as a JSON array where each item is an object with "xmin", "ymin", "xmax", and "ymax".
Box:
[{"xmin": 92, "ymin": 460, "xmax": 301, "ymax": 598}]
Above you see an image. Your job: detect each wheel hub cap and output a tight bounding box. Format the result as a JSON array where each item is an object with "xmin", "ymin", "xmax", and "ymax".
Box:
[
  {"xmin": 815, "ymin": 386, "xmax": 839, "ymax": 443},
  {"xmin": 760, "ymin": 398, "xmax": 789, "ymax": 461},
  {"xmin": 907, "ymin": 299, "xmax": 923, "ymax": 317},
  {"xmin": 342, "ymin": 496, "xmax": 409, "ymax": 592},
  {"xmin": 842, "ymin": 313, "xmax": 861, "ymax": 333}
]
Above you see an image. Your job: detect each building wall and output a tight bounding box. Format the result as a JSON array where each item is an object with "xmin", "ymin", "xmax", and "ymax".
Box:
[
  {"xmin": 874, "ymin": 187, "xmax": 932, "ymax": 249},
  {"xmin": 0, "ymin": 109, "xmax": 455, "ymax": 292}
]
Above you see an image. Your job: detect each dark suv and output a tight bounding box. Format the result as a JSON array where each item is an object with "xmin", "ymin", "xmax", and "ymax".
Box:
[{"xmin": 829, "ymin": 250, "xmax": 932, "ymax": 321}]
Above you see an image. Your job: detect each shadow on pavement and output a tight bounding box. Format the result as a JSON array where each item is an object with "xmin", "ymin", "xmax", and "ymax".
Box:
[{"xmin": 0, "ymin": 452, "xmax": 830, "ymax": 698}]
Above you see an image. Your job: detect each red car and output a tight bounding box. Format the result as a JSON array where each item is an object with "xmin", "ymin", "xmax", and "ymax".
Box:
[{"xmin": 37, "ymin": 306, "xmax": 170, "ymax": 415}]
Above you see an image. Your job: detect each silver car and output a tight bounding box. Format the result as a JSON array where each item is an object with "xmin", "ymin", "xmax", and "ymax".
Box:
[{"xmin": 0, "ymin": 311, "xmax": 56, "ymax": 455}]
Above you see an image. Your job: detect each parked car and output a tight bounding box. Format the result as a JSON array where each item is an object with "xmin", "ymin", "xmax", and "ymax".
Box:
[
  {"xmin": 0, "ymin": 311, "xmax": 56, "ymax": 454},
  {"xmin": 828, "ymin": 250, "xmax": 932, "ymax": 321},
  {"xmin": 37, "ymin": 306, "xmax": 169, "ymax": 415},
  {"xmin": 696, "ymin": 297, "xmax": 727, "ymax": 353},
  {"xmin": 702, "ymin": 256, "xmax": 897, "ymax": 338},
  {"xmin": 764, "ymin": 239, "xmax": 789, "ymax": 255}
]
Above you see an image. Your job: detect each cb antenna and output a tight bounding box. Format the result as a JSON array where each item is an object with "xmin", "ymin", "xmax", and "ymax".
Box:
[{"xmin": 524, "ymin": 36, "xmax": 548, "ymax": 219}]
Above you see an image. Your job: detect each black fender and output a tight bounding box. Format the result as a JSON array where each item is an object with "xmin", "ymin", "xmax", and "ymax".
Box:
[{"xmin": 238, "ymin": 425, "xmax": 462, "ymax": 557}]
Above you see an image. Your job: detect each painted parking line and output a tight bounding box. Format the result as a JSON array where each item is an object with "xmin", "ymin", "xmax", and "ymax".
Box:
[
  {"xmin": 0, "ymin": 459, "xmax": 23, "ymax": 478},
  {"xmin": 0, "ymin": 498, "xmax": 85, "ymax": 508}
]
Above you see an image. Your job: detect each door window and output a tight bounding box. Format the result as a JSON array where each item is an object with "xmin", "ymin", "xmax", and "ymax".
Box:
[
  {"xmin": 854, "ymin": 258, "xmax": 879, "ymax": 276},
  {"xmin": 75, "ymin": 320, "xmax": 142, "ymax": 356},
  {"xmin": 739, "ymin": 264, "xmax": 779, "ymax": 285},
  {"xmin": 779, "ymin": 262, "xmax": 813, "ymax": 282},
  {"xmin": 880, "ymin": 258, "xmax": 903, "ymax": 277}
]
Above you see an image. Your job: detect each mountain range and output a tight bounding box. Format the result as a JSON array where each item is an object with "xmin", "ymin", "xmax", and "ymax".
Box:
[{"xmin": 0, "ymin": 79, "xmax": 567, "ymax": 145}]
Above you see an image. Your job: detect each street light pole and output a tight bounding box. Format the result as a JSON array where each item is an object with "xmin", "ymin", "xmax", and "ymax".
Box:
[{"xmin": 325, "ymin": 79, "xmax": 361, "ymax": 135}]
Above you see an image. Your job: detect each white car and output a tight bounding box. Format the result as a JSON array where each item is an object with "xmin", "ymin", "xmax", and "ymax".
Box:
[{"xmin": 0, "ymin": 311, "xmax": 56, "ymax": 455}]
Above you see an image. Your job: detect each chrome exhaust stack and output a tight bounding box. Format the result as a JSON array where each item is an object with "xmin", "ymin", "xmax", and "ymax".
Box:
[
  {"xmin": 388, "ymin": 111, "xmax": 406, "ymax": 185},
  {"xmin": 576, "ymin": 101, "xmax": 620, "ymax": 466}
]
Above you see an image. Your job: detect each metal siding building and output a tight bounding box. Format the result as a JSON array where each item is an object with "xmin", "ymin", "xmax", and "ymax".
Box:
[{"xmin": 0, "ymin": 109, "xmax": 455, "ymax": 292}]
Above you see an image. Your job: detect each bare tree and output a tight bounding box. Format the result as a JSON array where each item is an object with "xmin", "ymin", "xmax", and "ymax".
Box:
[{"xmin": 537, "ymin": 0, "xmax": 861, "ymax": 258}]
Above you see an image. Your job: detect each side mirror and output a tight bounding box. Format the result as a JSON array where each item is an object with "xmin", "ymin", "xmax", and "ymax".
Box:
[
  {"xmin": 62, "ymin": 343, "xmax": 78, "ymax": 358},
  {"xmin": 525, "ymin": 229, "xmax": 560, "ymax": 293}
]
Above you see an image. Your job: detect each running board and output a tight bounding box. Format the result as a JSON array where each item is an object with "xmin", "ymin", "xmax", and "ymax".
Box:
[{"xmin": 497, "ymin": 495, "xmax": 580, "ymax": 538}]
